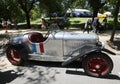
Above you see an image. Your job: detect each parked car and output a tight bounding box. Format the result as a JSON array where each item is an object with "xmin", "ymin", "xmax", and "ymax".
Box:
[
  {"xmin": 4, "ymin": 23, "xmax": 115, "ymax": 77},
  {"xmin": 66, "ymin": 9, "xmax": 93, "ymax": 17}
]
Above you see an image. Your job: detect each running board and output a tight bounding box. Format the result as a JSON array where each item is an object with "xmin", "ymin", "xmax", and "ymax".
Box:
[{"xmin": 28, "ymin": 53, "xmax": 64, "ymax": 62}]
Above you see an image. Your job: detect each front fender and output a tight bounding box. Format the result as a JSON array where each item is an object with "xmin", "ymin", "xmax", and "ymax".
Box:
[
  {"xmin": 62, "ymin": 49, "xmax": 100, "ymax": 66},
  {"xmin": 102, "ymin": 48, "xmax": 116, "ymax": 55},
  {"xmin": 62, "ymin": 48, "xmax": 116, "ymax": 66}
]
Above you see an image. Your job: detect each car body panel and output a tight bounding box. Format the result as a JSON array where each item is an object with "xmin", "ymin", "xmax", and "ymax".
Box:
[
  {"xmin": 7, "ymin": 29, "xmax": 100, "ymax": 62},
  {"xmin": 4, "ymin": 25, "xmax": 115, "ymax": 77}
]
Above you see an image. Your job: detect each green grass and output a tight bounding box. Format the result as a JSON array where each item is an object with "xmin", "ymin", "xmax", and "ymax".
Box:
[
  {"xmin": 67, "ymin": 17, "xmax": 116, "ymax": 30},
  {"xmin": 68, "ymin": 17, "xmax": 102, "ymax": 29},
  {"xmin": 31, "ymin": 19, "xmax": 41, "ymax": 24},
  {"xmin": 69, "ymin": 17, "xmax": 88, "ymax": 24},
  {"xmin": 20, "ymin": 17, "xmax": 120, "ymax": 30}
]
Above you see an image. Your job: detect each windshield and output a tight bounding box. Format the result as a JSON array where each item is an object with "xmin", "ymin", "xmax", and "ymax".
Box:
[
  {"xmin": 45, "ymin": 23, "xmax": 61, "ymax": 37},
  {"xmin": 48, "ymin": 23, "xmax": 60, "ymax": 31}
]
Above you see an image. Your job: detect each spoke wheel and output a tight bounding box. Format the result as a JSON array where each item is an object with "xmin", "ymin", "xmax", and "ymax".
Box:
[
  {"xmin": 82, "ymin": 53, "xmax": 113, "ymax": 77},
  {"xmin": 6, "ymin": 46, "xmax": 24, "ymax": 66}
]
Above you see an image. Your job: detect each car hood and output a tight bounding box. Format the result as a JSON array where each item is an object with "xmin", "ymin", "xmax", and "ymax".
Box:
[
  {"xmin": 64, "ymin": 32, "xmax": 98, "ymax": 40},
  {"xmin": 50, "ymin": 30, "xmax": 99, "ymax": 40}
]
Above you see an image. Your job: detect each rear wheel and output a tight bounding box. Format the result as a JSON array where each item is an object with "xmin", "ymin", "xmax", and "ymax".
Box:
[
  {"xmin": 82, "ymin": 53, "xmax": 113, "ymax": 77},
  {"xmin": 6, "ymin": 46, "xmax": 25, "ymax": 66}
]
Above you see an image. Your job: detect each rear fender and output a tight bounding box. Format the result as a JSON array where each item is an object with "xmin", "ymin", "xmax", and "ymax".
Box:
[
  {"xmin": 4, "ymin": 42, "xmax": 30, "ymax": 52},
  {"xmin": 5, "ymin": 43, "xmax": 29, "ymax": 61},
  {"xmin": 62, "ymin": 49, "xmax": 100, "ymax": 66}
]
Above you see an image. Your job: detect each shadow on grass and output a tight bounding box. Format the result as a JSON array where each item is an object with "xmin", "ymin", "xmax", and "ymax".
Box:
[
  {"xmin": 107, "ymin": 40, "xmax": 120, "ymax": 50},
  {"xmin": 0, "ymin": 34, "xmax": 10, "ymax": 41}
]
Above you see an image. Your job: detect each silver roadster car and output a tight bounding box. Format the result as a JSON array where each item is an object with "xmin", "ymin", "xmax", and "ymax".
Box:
[{"xmin": 5, "ymin": 24, "xmax": 115, "ymax": 77}]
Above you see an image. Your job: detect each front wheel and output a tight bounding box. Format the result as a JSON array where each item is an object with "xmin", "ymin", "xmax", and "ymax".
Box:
[
  {"xmin": 6, "ymin": 46, "xmax": 25, "ymax": 66},
  {"xmin": 82, "ymin": 53, "xmax": 113, "ymax": 77}
]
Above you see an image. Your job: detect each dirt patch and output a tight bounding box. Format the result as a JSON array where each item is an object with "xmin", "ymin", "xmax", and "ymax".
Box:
[
  {"xmin": 0, "ymin": 34, "xmax": 10, "ymax": 49},
  {"xmin": 107, "ymin": 38, "xmax": 120, "ymax": 50}
]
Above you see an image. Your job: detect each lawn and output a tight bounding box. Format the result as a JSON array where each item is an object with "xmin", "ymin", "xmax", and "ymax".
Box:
[
  {"xmin": 18, "ymin": 17, "xmax": 120, "ymax": 30},
  {"xmin": 68, "ymin": 17, "xmax": 120, "ymax": 30},
  {"xmin": 31, "ymin": 17, "xmax": 92, "ymax": 29}
]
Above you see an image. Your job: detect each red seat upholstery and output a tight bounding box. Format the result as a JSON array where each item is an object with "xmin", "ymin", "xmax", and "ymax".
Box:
[{"xmin": 29, "ymin": 33, "xmax": 45, "ymax": 43}]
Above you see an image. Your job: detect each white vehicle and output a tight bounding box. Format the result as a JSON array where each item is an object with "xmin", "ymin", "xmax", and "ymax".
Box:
[
  {"xmin": 4, "ymin": 24, "xmax": 115, "ymax": 77},
  {"xmin": 66, "ymin": 8, "xmax": 93, "ymax": 17}
]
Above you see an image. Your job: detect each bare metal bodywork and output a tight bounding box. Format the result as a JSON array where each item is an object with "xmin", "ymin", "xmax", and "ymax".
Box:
[
  {"xmin": 5, "ymin": 24, "xmax": 116, "ymax": 77},
  {"xmin": 7, "ymin": 29, "xmax": 101, "ymax": 62}
]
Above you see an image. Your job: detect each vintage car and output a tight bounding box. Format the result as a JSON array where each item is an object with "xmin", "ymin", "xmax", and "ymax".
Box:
[{"xmin": 5, "ymin": 24, "xmax": 115, "ymax": 77}]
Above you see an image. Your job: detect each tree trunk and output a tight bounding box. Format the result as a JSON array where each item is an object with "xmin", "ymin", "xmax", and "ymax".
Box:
[
  {"xmin": 110, "ymin": 3, "xmax": 119, "ymax": 42},
  {"xmin": 92, "ymin": 8, "xmax": 99, "ymax": 21},
  {"xmin": 26, "ymin": 12, "xmax": 31, "ymax": 28}
]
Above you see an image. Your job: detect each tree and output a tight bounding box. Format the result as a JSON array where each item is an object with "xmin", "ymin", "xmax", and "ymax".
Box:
[
  {"xmin": 88, "ymin": 0, "xmax": 106, "ymax": 19},
  {"xmin": 109, "ymin": 0, "xmax": 120, "ymax": 42},
  {"xmin": 17, "ymin": 0, "xmax": 37, "ymax": 28},
  {"xmin": 38, "ymin": 0, "xmax": 63, "ymax": 19},
  {"xmin": 0, "ymin": 0, "xmax": 9, "ymax": 19},
  {"xmin": 0, "ymin": 0, "xmax": 23, "ymax": 20}
]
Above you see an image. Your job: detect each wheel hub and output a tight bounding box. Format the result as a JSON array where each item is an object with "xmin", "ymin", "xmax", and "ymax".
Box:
[
  {"xmin": 95, "ymin": 65, "xmax": 100, "ymax": 69},
  {"xmin": 87, "ymin": 57, "xmax": 109, "ymax": 74}
]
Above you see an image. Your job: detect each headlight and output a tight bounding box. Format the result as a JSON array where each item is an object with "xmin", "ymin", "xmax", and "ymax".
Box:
[{"xmin": 96, "ymin": 41, "xmax": 104, "ymax": 49}]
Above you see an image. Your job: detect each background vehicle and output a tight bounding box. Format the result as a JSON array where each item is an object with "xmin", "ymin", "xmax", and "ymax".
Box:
[
  {"xmin": 66, "ymin": 8, "xmax": 93, "ymax": 17},
  {"xmin": 4, "ymin": 24, "xmax": 115, "ymax": 77}
]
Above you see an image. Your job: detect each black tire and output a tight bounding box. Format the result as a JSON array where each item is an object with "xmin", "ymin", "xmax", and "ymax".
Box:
[
  {"xmin": 6, "ymin": 46, "xmax": 25, "ymax": 66},
  {"xmin": 82, "ymin": 52, "xmax": 113, "ymax": 77}
]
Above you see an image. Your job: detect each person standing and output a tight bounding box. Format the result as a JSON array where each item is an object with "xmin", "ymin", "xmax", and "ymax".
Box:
[
  {"xmin": 14, "ymin": 19, "xmax": 18, "ymax": 30},
  {"xmin": 1, "ymin": 18, "xmax": 5, "ymax": 28},
  {"xmin": 83, "ymin": 18, "xmax": 92, "ymax": 33},
  {"xmin": 41, "ymin": 18, "xmax": 47, "ymax": 30},
  {"xmin": 7, "ymin": 19, "xmax": 12, "ymax": 29},
  {"xmin": 92, "ymin": 17, "xmax": 100, "ymax": 33},
  {"xmin": 1, "ymin": 18, "xmax": 7, "ymax": 33}
]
